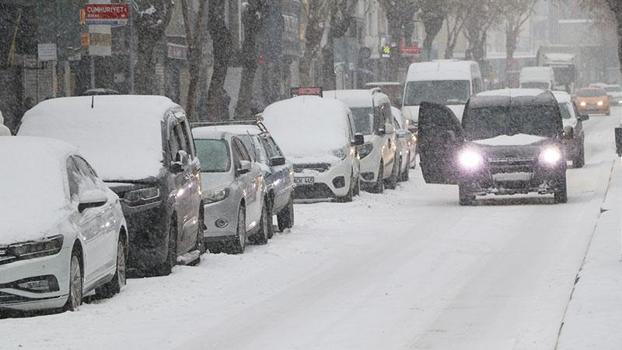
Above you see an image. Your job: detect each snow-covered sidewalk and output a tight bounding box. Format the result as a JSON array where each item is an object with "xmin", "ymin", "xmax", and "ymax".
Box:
[{"xmin": 557, "ymin": 159, "xmax": 622, "ymax": 350}]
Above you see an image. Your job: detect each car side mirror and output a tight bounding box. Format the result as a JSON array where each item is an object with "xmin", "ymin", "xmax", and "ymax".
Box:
[
  {"xmin": 615, "ymin": 127, "xmax": 622, "ymax": 157},
  {"xmin": 563, "ymin": 126, "xmax": 574, "ymax": 140},
  {"xmin": 352, "ymin": 133, "xmax": 365, "ymax": 146},
  {"xmin": 578, "ymin": 114, "xmax": 590, "ymax": 122},
  {"xmin": 270, "ymin": 156, "xmax": 286, "ymax": 167},
  {"xmin": 237, "ymin": 160, "xmax": 252, "ymax": 176},
  {"xmin": 376, "ymin": 128, "xmax": 386, "ymax": 135},
  {"xmin": 171, "ymin": 150, "xmax": 189, "ymax": 173},
  {"xmin": 78, "ymin": 189, "xmax": 108, "ymax": 213}
]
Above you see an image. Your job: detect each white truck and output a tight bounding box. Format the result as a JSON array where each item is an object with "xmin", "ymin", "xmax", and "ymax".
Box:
[
  {"xmin": 537, "ymin": 46, "xmax": 577, "ymax": 92},
  {"xmin": 519, "ymin": 66, "xmax": 555, "ymax": 90}
]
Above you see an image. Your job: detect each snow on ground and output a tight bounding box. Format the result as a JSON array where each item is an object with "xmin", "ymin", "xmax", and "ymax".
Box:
[{"xmin": 1, "ymin": 109, "xmax": 621, "ymax": 350}]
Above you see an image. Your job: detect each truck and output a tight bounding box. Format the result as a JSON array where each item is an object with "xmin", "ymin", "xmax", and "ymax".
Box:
[{"xmin": 537, "ymin": 45, "xmax": 577, "ymax": 92}]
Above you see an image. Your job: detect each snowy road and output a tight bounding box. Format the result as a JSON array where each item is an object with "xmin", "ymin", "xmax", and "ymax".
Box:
[{"xmin": 1, "ymin": 110, "xmax": 620, "ymax": 350}]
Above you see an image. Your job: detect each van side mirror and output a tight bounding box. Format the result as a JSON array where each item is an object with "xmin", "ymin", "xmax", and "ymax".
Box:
[
  {"xmin": 616, "ymin": 127, "xmax": 622, "ymax": 157},
  {"xmin": 352, "ymin": 133, "xmax": 365, "ymax": 146},
  {"xmin": 78, "ymin": 189, "xmax": 108, "ymax": 213},
  {"xmin": 237, "ymin": 160, "xmax": 252, "ymax": 176},
  {"xmin": 270, "ymin": 156, "xmax": 286, "ymax": 167}
]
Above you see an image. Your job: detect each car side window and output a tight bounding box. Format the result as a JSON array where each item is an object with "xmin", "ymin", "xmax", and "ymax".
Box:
[
  {"xmin": 383, "ymin": 103, "xmax": 394, "ymax": 132},
  {"xmin": 267, "ymin": 137, "xmax": 284, "ymax": 157},
  {"xmin": 66, "ymin": 158, "xmax": 80, "ymax": 199},
  {"xmin": 168, "ymin": 120, "xmax": 181, "ymax": 160},
  {"xmin": 233, "ymin": 138, "xmax": 252, "ymax": 162},
  {"xmin": 178, "ymin": 119, "xmax": 194, "ymax": 156},
  {"xmin": 67, "ymin": 156, "xmax": 98, "ymax": 199}
]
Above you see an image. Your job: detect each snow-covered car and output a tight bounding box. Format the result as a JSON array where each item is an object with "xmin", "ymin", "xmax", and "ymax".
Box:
[
  {"xmin": 262, "ymin": 96, "xmax": 364, "ymax": 202},
  {"xmin": 18, "ymin": 96, "xmax": 203, "ymax": 276},
  {"xmin": 418, "ymin": 89, "xmax": 568, "ymax": 205},
  {"xmin": 391, "ymin": 109, "xmax": 413, "ymax": 182},
  {"xmin": 325, "ymin": 89, "xmax": 398, "ymax": 193},
  {"xmin": 196, "ymin": 122, "xmax": 295, "ymax": 233},
  {"xmin": 0, "ymin": 137, "xmax": 128, "ymax": 313},
  {"xmin": 0, "ymin": 111, "xmax": 10, "ymax": 136},
  {"xmin": 392, "ymin": 106, "xmax": 417, "ymax": 171},
  {"xmin": 192, "ymin": 128, "xmax": 270, "ymax": 254},
  {"xmin": 554, "ymin": 91, "xmax": 588, "ymax": 168}
]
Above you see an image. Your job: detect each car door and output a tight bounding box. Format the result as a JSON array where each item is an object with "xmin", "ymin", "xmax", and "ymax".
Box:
[
  {"xmin": 261, "ymin": 135, "xmax": 292, "ymax": 212},
  {"xmin": 232, "ymin": 137, "xmax": 262, "ymax": 230},
  {"xmin": 417, "ymin": 102, "xmax": 464, "ymax": 184},
  {"xmin": 176, "ymin": 117, "xmax": 201, "ymax": 252},
  {"xmin": 380, "ymin": 102, "xmax": 397, "ymax": 177},
  {"xmin": 166, "ymin": 115, "xmax": 189, "ymax": 255}
]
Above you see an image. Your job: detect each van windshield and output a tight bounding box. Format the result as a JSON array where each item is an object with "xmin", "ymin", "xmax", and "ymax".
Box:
[
  {"xmin": 463, "ymin": 105, "xmax": 560, "ymax": 140},
  {"xmin": 403, "ymin": 80, "xmax": 470, "ymax": 106},
  {"xmin": 350, "ymin": 107, "xmax": 374, "ymax": 135},
  {"xmin": 195, "ymin": 139, "xmax": 231, "ymax": 173},
  {"xmin": 521, "ymin": 82, "xmax": 550, "ymax": 89}
]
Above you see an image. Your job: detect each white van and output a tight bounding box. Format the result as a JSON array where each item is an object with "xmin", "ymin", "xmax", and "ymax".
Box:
[
  {"xmin": 402, "ymin": 60, "xmax": 483, "ymax": 127},
  {"xmin": 519, "ymin": 66, "xmax": 555, "ymax": 90},
  {"xmin": 324, "ymin": 89, "xmax": 399, "ymax": 192},
  {"xmin": 262, "ymin": 96, "xmax": 364, "ymax": 202}
]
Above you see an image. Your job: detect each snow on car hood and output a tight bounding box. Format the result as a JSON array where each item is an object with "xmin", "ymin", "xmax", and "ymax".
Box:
[
  {"xmin": 200, "ymin": 172, "xmax": 233, "ymax": 194},
  {"xmin": 402, "ymin": 104, "xmax": 465, "ymax": 124},
  {"xmin": 472, "ymin": 134, "xmax": 549, "ymax": 146}
]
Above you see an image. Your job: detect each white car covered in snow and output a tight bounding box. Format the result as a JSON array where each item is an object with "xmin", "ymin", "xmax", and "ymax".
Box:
[
  {"xmin": 0, "ymin": 137, "xmax": 128, "ymax": 313},
  {"xmin": 325, "ymin": 89, "xmax": 399, "ymax": 193},
  {"xmin": 553, "ymin": 91, "xmax": 588, "ymax": 168},
  {"xmin": 262, "ymin": 96, "xmax": 364, "ymax": 202}
]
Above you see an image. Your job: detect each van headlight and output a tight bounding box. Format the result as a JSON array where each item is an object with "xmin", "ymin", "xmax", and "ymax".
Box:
[
  {"xmin": 580, "ymin": 101, "xmax": 587, "ymax": 107},
  {"xmin": 358, "ymin": 143, "xmax": 374, "ymax": 159},
  {"xmin": 7, "ymin": 235, "xmax": 64, "ymax": 260},
  {"xmin": 539, "ymin": 146, "xmax": 562, "ymax": 166},
  {"xmin": 597, "ymin": 100, "xmax": 604, "ymax": 106},
  {"xmin": 458, "ymin": 148, "xmax": 484, "ymax": 171},
  {"xmin": 205, "ymin": 188, "xmax": 230, "ymax": 204}
]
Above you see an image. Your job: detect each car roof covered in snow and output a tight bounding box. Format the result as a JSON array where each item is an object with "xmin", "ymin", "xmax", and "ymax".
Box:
[
  {"xmin": 552, "ymin": 91, "xmax": 572, "ymax": 104},
  {"xmin": 193, "ymin": 124, "xmax": 264, "ymax": 137},
  {"xmin": 192, "ymin": 127, "xmax": 236, "ymax": 141},
  {"xmin": 470, "ymin": 89, "xmax": 557, "ymax": 108},
  {"xmin": 406, "ymin": 60, "xmax": 480, "ymax": 82},
  {"xmin": 19, "ymin": 95, "xmax": 181, "ymax": 181},
  {"xmin": 324, "ymin": 89, "xmax": 390, "ymax": 108}
]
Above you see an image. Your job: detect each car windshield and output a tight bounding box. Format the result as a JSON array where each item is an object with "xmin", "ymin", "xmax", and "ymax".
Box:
[
  {"xmin": 349, "ymin": 107, "xmax": 374, "ymax": 135},
  {"xmin": 463, "ymin": 104, "xmax": 560, "ymax": 140},
  {"xmin": 521, "ymin": 82, "xmax": 550, "ymax": 89},
  {"xmin": 577, "ymin": 88, "xmax": 606, "ymax": 97},
  {"xmin": 194, "ymin": 139, "xmax": 231, "ymax": 172},
  {"xmin": 403, "ymin": 80, "xmax": 470, "ymax": 106},
  {"xmin": 238, "ymin": 134, "xmax": 266, "ymax": 162}
]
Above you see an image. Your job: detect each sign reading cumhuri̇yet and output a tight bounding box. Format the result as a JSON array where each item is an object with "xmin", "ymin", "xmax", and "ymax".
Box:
[{"xmin": 85, "ymin": 4, "xmax": 129, "ymax": 26}]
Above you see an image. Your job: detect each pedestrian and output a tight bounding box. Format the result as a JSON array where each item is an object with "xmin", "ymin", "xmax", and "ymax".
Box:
[{"xmin": 0, "ymin": 110, "xmax": 12, "ymax": 136}]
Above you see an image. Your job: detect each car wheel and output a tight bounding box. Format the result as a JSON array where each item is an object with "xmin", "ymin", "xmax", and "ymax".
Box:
[
  {"xmin": 574, "ymin": 140, "xmax": 585, "ymax": 168},
  {"xmin": 96, "ymin": 238, "xmax": 127, "ymax": 298},
  {"xmin": 371, "ymin": 162, "xmax": 384, "ymax": 193},
  {"xmin": 227, "ymin": 205, "xmax": 246, "ymax": 254},
  {"xmin": 458, "ymin": 184, "xmax": 476, "ymax": 206},
  {"xmin": 251, "ymin": 199, "xmax": 270, "ymax": 245},
  {"xmin": 353, "ymin": 176, "xmax": 361, "ymax": 196},
  {"xmin": 554, "ymin": 175, "xmax": 568, "ymax": 204},
  {"xmin": 277, "ymin": 195, "xmax": 295, "ymax": 232},
  {"xmin": 337, "ymin": 176, "xmax": 354, "ymax": 203},
  {"xmin": 64, "ymin": 251, "xmax": 83, "ymax": 312},
  {"xmin": 385, "ymin": 158, "xmax": 399, "ymax": 190},
  {"xmin": 400, "ymin": 154, "xmax": 410, "ymax": 182},
  {"xmin": 155, "ymin": 220, "xmax": 178, "ymax": 276}
]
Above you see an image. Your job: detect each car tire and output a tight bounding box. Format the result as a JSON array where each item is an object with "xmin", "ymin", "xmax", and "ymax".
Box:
[
  {"xmin": 63, "ymin": 251, "xmax": 83, "ymax": 312},
  {"xmin": 574, "ymin": 140, "xmax": 585, "ymax": 168},
  {"xmin": 353, "ymin": 176, "xmax": 361, "ymax": 196},
  {"xmin": 251, "ymin": 199, "xmax": 271, "ymax": 245},
  {"xmin": 458, "ymin": 184, "xmax": 476, "ymax": 206},
  {"xmin": 371, "ymin": 162, "xmax": 384, "ymax": 194},
  {"xmin": 155, "ymin": 220, "xmax": 178, "ymax": 276},
  {"xmin": 337, "ymin": 177, "xmax": 354, "ymax": 203},
  {"xmin": 554, "ymin": 175, "xmax": 568, "ymax": 204},
  {"xmin": 400, "ymin": 154, "xmax": 410, "ymax": 182},
  {"xmin": 277, "ymin": 195, "xmax": 295, "ymax": 232},
  {"xmin": 385, "ymin": 158, "xmax": 399, "ymax": 190},
  {"xmin": 227, "ymin": 205, "xmax": 246, "ymax": 254},
  {"xmin": 96, "ymin": 238, "xmax": 127, "ymax": 298}
]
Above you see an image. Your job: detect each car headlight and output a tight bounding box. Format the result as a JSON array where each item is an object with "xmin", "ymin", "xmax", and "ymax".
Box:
[
  {"xmin": 539, "ymin": 146, "xmax": 562, "ymax": 166},
  {"xmin": 7, "ymin": 235, "xmax": 64, "ymax": 260},
  {"xmin": 358, "ymin": 143, "xmax": 374, "ymax": 159},
  {"xmin": 124, "ymin": 187, "xmax": 160, "ymax": 205},
  {"xmin": 458, "ymin": 148, "xmax": 484, "ymax": 171},
  {"xmin": 597, "ymin": 100, "xmax": 604, "ymax": 106},
  {"xmin": 205, "ymin": 188, "xmax": 230, "ymax": 204},
  {"xmin": 332, "ymin": 147, "xmax": 347, "ymax": 160}
]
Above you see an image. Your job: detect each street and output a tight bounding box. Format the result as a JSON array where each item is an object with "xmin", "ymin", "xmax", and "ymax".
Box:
[{"xmin": 1, "ymin": 109, "xmax": 620, "ymax": 350}]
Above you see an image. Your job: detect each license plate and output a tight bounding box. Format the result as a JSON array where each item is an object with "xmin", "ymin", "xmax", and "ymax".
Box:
[{"xmin": 295, "ymin": 177, "xmax": 315, "ymax": 185}]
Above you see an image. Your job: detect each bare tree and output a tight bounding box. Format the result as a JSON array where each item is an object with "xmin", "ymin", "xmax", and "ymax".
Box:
[
  {"xmin": 463, "ymin": 0, "xmax": 502, "ymax": 69},
  {"xmin": 299, "ymin": 1, "xmax": 325, "ymax": 86},
  {"xmin": 133, "ymin": 0, "xmax": 175, "ymax": 94},
  {"xmin": 579, "ymin": 0, "xmax": 622, "ymax": 74},
  {"xmin": 320, "ymin": 0, "xmax": 359, "ymax": 90},
  {"xmin": 419, "ymin": 0, "xmax": 448, "ymax": 60},
  {"xmin": 180, "ymin": 0, "xmax": 208, "ymax": 121},
  {"xmin": 378, "ymin": 0, "xmax": 419, "ymax": 79},
  {"xmin": 444, "ymin": 0, "xmax": 473, "ymax": 59},
  {"xmin": 207, "ymin": 0, "xmax": 233, "ymax": 121},
  {"xmin": 501, "ymin": 0, "xmax": 538, "ymax": 77}
]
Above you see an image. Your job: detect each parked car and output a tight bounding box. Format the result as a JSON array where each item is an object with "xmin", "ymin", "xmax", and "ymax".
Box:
[
  {"xmin": 392, "ymin": 106, "xmax": 417, "ymax": 170},
  {"xmin": 603, "ymin": 84, "xmax": 622, "ymax": 105},
  {"xmin": 0, "ymin": 137, "xmax": 128, "ymax": 312},
  {"xmin": 574, "ymin": 87, "xmax": 610, "ymax": 116},
  {"xmin": 18, "ymin": 96, "xmax": 203, "ymax": 276},
  {"xmin": 418, "ymin": 89, "xmax": 568, "ymax": 205},
  {"xmin": 262, "ymin": 96, "xmax": 364, "ymax": 202},
  {"xmin": 391, "ymin": 108, "xmax": 414, "ymax": 182},
  {"xmin": 325, "ymin": 89, "xmax": 398, "ymax": 192},
  {"xmin": 194, "ymin": 121, "xmax": 295, "ymax": 233},
  {"xmin": 0, "ymin": 111, "xmax": 10, "ymax": 136},
  {"xmin": 192, "ymin": 128, "xmax": 270, "ymax": 254},
  {"xmin": 553, "ymin": 91, "xmax": 588, "ymax": 168}
]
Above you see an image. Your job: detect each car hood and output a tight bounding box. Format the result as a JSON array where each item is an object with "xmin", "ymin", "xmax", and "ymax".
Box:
[
  {"xmin": 200, "ymin": 172, "xmax": 234, "ymax": 193},
  {"xmin": 470, "ymin": 134, "xmax": 551, "ymax": 160},
  {"xmin": 0, "ymin": 206, "xmax": 73, "ymax": 245},
  {"xmin": 402, "ymin": 104, "xmax": 466, "ymax": 124}
]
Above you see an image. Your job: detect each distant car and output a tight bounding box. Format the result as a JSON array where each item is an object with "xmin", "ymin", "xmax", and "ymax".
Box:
[
  {"xmin": 262, "ymin": 96, "xmax": 364, "ymax": 202},
  {"xmin": 192, "ymin": 128, "xmax": 270, "ymax": 254},
  {"xmin": 197, "ymin": 122, "xmax": 295, "ymax": 233},
  {"xmin": 0, "ymin": 137, "xmax": 128, "ymax": 312},
  {"xmin": 325, "ymin": 89, "xmax": 399, "ymax": 193},
  {"xmin": 553, "ymin": 91, "xmax": 588, "ymax": 168},
  {"xmin": 574, "ymin": 87, "xmax": 610, "ymax": 116},
  {"xmin": 392, "ymin": 106, "xmax": 417, "ymax": 170},
  {"xmin": 603, "ymin": 84, "xmax": 622, "ymax": 105},
  {"xmin": 391, "ymin": 109, "xmax": 414, "ymax": 182},
  {"xmin": 418, "ymin": 89, "xmax": 568, "ymax": 205},
  {"xmin": 18, "ymin": 96, "xmax": 203, "ymax": 276}
]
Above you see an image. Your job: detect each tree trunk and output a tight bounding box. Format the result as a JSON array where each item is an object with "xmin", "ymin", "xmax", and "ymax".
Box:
[
  {"xmin": 182, "ymin": 0, "xmax": 208, "ymax": 121},
  {"xmin": 134, "ymin": 32, "xmax": 159, "ymax": 94},
  {"xmin": 423, "ymin": 15, "xmax": 444, "ymax": 61},
  {"xmin": 387, "ymin": 19, "xmax": 403, "ymax": 81},
  {"xmin": 207, "ymin": 0, "xmax": 232, "ymax": 121}
]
